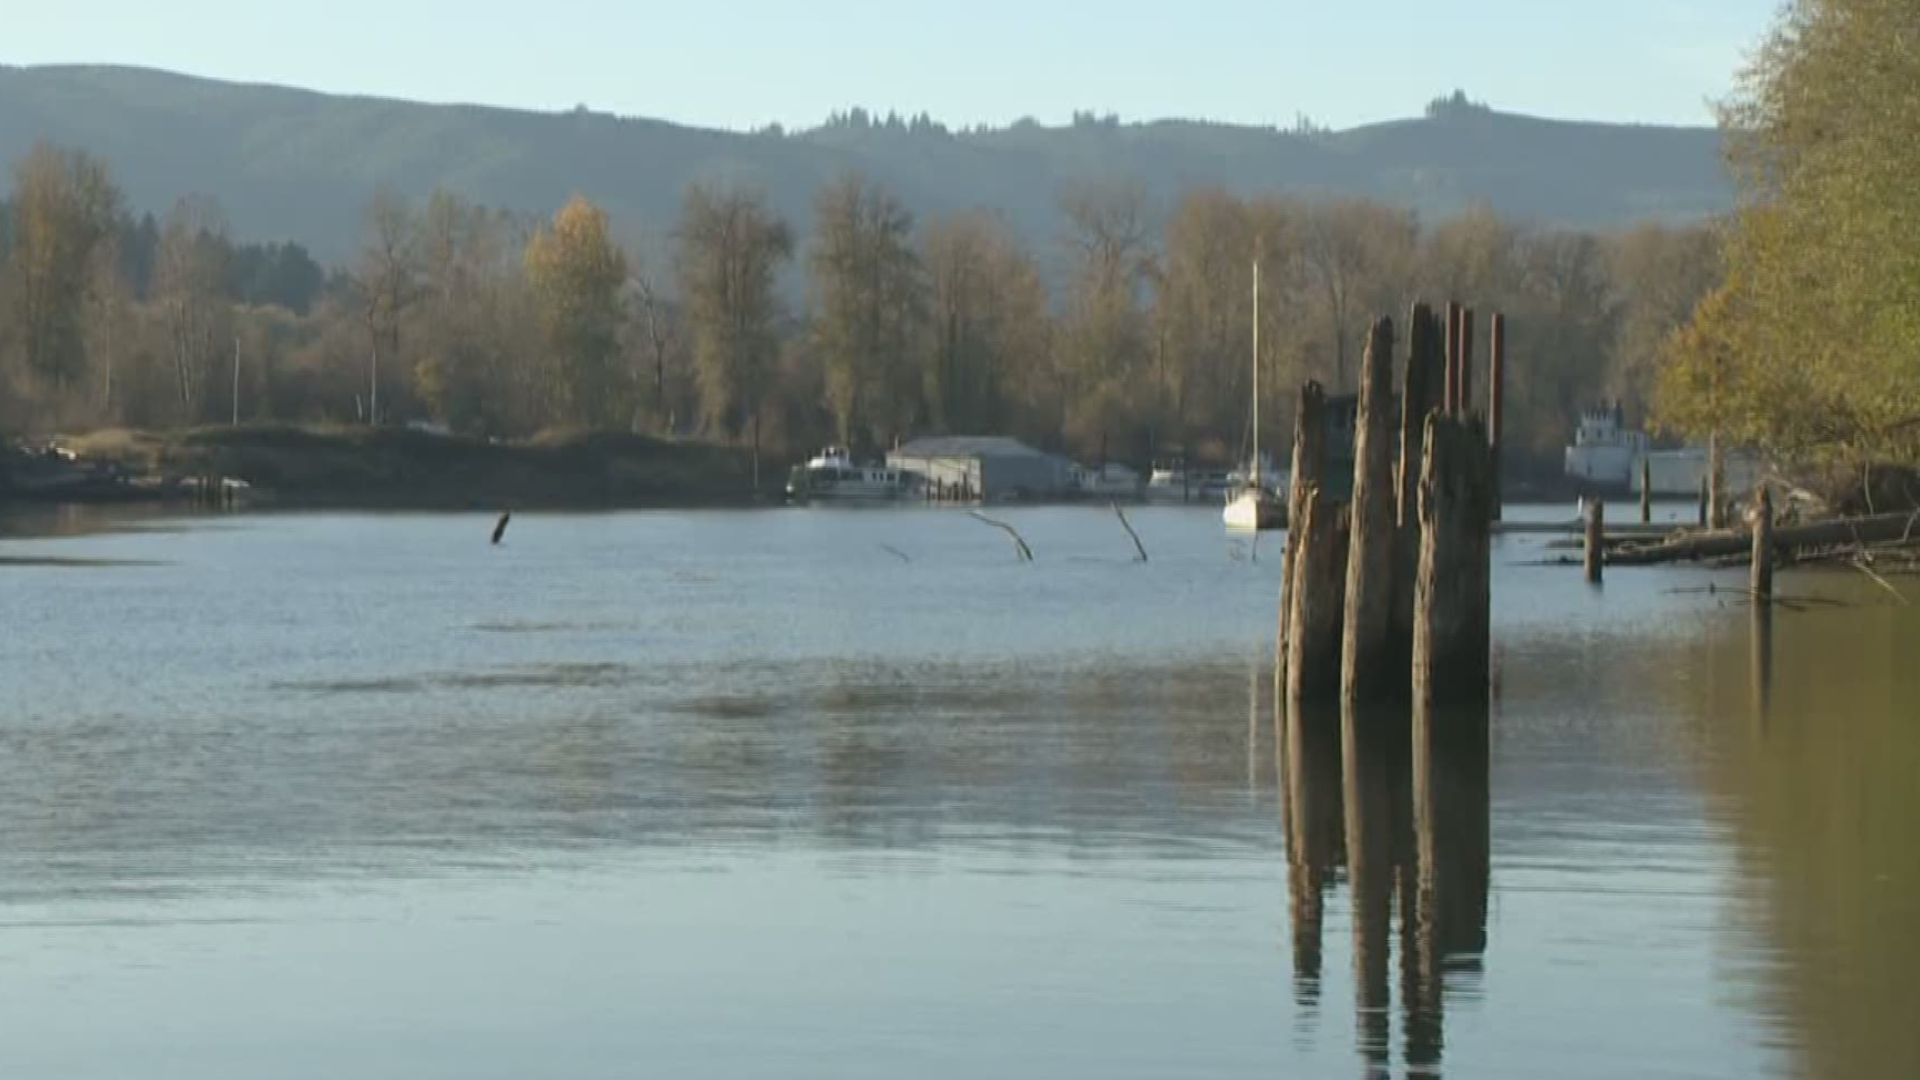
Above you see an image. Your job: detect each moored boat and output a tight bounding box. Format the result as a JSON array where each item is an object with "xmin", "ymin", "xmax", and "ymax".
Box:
[{"xmin": 785, "ymin": 447, "xmax": 916, "ymax": 502}]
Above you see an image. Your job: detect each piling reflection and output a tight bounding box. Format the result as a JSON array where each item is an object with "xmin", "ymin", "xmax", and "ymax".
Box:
[
  {"xmin": 1694, "ymin": 596, "xmax": 1920, "ymax": 1080},
  {"xmin": 1281, "ymin": 702, "xmax": 1344, "ymax": 1015},
  {"xmin": 1282, "ymin": 699, "xmax": 1489, "ymax": 1079}
]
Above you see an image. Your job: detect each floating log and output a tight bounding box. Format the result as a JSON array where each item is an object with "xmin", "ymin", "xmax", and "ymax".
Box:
[
  {"xmin": 1488, "ymin": 313, "xmax": 1506, "ymax": 523},
  {"xmin": 1751, "ymin": 485, "xmax": 1773, "ymax": 599},
  {"xmin": 1342, "ymin": 317, "xmax": 1400, "ymax": 705},
  {"xmin": 1288, "ymin": 484, "xmax": 1351, "ymax": 704},
  {"xmin": 1585, "ymin": 499, "xmax": 1605, "ymax": 584},
  {"xmin": 1610, "ymin": 510, "xmax": 1920, "ymax": 566},
  {"xmin": 1412, "ymin": 413, "xmax": 1495, "ymax": 709}
]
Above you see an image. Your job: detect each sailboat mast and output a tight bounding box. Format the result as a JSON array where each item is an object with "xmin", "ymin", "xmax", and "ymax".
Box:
[{"xmin": 1252, "ymin": 260, "xmax": 1260, "ymax": 485}]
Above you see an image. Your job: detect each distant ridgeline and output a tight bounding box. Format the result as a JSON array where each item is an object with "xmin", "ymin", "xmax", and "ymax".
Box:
[{"xmin": 0, "ymin": 65, "xmax": 1731, "ymax": 264}]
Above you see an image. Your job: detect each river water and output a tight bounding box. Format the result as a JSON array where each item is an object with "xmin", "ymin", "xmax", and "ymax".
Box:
[{"xmin": 0, "ymin": 504, "xmax": 1913, "ymax": 1079}]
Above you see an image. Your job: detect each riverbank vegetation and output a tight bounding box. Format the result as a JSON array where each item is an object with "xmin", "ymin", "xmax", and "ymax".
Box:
[
  {"xmin": 1660, "ymin": 0, "xmax": 1920, "ymax": 478},
  {"xmin": 0, "ymin": 143, "xmax": 1720, "ymax": 482}
]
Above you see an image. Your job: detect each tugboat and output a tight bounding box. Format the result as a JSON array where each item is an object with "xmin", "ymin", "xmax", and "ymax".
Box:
[{"xmin": 785, "ymin": 447, "xmax": 916, "ymax": 502}]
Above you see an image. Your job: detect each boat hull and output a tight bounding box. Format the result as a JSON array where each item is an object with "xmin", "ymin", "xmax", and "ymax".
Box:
[{"xmin": 1223, "ymin": 491, "xmax": 1285, "ymax": 532}]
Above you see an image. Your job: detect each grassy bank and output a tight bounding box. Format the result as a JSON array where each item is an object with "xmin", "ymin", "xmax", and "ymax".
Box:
[{"xmin": 57, "ymin": 425, "xmax": 761, "ymax": 509}]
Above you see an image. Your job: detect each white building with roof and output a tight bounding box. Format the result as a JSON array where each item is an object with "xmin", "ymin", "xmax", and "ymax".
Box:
[{"xmin": 887, "ymin": 436, "xmax": 1076, "ymax": 501}]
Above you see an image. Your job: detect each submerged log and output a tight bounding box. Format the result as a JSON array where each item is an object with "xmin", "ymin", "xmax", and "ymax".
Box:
[
  {"xmin": 1342, "ymin": 317, "xmax": 1400, "ymax": 705},
  {"xmin": 1413, "ymin": 414, "xmax": 1494, "ymax": 709},
  {"xmin": 1288, "ymin": 484, "xmax": 1351, "ymax": 704},
  {"xmin": 1610, "ymin": 511, "xmax": 1920, "ymax": 566}
]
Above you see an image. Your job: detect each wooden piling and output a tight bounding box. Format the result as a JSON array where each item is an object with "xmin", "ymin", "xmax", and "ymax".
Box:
[
  {"xmin": 1751, "ymin": 484, "xmax": 1773, "ymax": 600},
  {"xmin": 1584, "ymin": 498, "xmax": 1605, "ymax": 585},
  {"xmin": 1412, "ymin": 414, "xmax": 1495, "ymax": 709},
  {"xmin": 1280, "ymin": 382, "xmax": 1330, "ymax": 670},
  {"xmin": 1640, "ymin": 458, "xmax": 1653, "ymax": 525},
  {"xmin": 1287, "ymin": 484, "xmax": 1351, "ymax": 704},
  {"xmin": 1707, "ymin": 431, "xmax": 1725, "ymax": 529},
  {"xmin": 1488, "ymin": 313, "xmax": 1506, "ymax": 523},
  {"xmin": 1341, "ymin": 317, "xmax": 1399, "ymax": 705},
  {"xmin": 1390, "ymin": 304, "xmax": 1444, "ymax": 689},
  {"xmin": 1458, "ymin": 308, "xmax": 1475, "ymax": 416},
  {"xmin": 1443, "ymin": 303, "xmax": 1462, "ymax": 415}
]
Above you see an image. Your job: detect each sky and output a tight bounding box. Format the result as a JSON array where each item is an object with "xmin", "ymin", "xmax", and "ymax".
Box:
[{"xmin": 5, "ymin": 0, "xmax": 1775, "ymax": 130}]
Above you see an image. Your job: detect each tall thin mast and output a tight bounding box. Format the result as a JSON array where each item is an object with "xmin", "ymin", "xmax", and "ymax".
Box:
[{"xmin": 1252, "ymin": 259, "xmax": 1261, "ymax": 485}]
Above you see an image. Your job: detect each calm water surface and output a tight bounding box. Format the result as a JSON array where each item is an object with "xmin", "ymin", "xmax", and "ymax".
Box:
[{"xmin": 1, "ymin": 504, "xmax": 1914, "ymax": 1079}]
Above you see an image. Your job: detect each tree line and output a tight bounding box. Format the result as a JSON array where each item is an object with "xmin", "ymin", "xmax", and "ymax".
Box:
[
  {"xmin": 0, "ymin": 140, "xmax": 1720, "ymax": 473},
  {"xmin": 1660, "ymin": 0, "xmax": 1920, "ymax": 471}
]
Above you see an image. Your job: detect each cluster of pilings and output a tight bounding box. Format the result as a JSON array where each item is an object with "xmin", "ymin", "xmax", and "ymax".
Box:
[
  {"xmin": 1280, "ymin": 301, "xmax": 1502, "ymax": 715},
  {"xmin": 1277, "ymin": 300, "xmax": 1501, "ymax": 1076}
]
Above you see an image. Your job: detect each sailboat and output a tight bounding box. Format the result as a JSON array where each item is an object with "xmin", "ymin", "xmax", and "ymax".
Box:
[{"xmin": 1223, "ymin": 260, "xmax": 1286, "ymax": 532}]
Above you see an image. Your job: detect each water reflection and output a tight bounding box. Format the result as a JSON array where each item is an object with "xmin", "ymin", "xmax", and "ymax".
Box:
[
  {"xmin": 1693, "ymin": 595, "xmax": 1920, "ymax": 1080},
  {"xmin": 1282, "ymin": 701, "xmax": 1490, "ymax": 1079}
]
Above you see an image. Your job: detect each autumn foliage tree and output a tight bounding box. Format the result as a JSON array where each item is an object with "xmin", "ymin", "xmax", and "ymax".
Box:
[
  {"xmin": 1660, "ymin": 0, "xmax": 1920, "ymax": 467},
  {"xmin": 525, "ymin": 196, "xmax": 629, "ymax": 428}
]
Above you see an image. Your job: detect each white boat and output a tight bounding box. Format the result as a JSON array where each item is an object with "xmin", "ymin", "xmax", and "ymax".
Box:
[
  {"xmin": 786, "ymin": 447, "xmax": 916, "ymax": 501},
  {"xmin": 1072, "ymin": 462, "xmax": 1143, "ymax": 499},
  {"xmin": 1563, "ymin": 403, "xmax": 1649, "ymax": 490},
  {"xmin": 1225, "ymin": 261, "xmax": 1285, "ymax": 532}
]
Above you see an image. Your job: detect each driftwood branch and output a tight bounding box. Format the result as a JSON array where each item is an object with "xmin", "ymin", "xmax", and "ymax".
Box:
[
  {"xmin": 1110, "ymin": 502, "xmax": 1148, "ymax": 562},
  {"xmin": 970, "ymin": 511, "xmax": 1034, "ymax": 562},
  {"xmin": 1609, "ymin": 512, "xmax": 1920, "ymax": 566}
]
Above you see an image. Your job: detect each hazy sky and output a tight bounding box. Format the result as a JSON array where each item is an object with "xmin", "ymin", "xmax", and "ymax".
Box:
[{"xmin": 7, "ymin": 0, "xmax": 1773, "ymax": 129}]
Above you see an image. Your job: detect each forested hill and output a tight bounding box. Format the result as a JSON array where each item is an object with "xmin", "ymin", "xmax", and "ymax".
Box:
[{"xmin": 0, "ymin": 65, "xmax": 1729, "ymax": 262}]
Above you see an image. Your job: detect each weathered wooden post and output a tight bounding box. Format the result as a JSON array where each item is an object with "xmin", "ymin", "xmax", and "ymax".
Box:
[
  {"xmin": 1280, "ymin": 382, "xmax": 1330, "ymax": 672},
  {"xmin": 1412, "ymin": 414, "xmax": 1495, "ymax": 709},
  {"xmin": 1390, "ymin": 304, "xmax": 1444, "ymax": 686},
  {"xmin": 1488, "ymin": 313, "xmax": 1506, "ymax": 523},
  {"xmin": 1751, "ymin": 484, "xmax": 1773, "ymax": 601},
  {"xmin": 1458, "ymin": 308, "xmax": 1475, "ymax": 416},
  {"xmin": 1584, "ymin": 498, "xmax": 1605, "ymax": 585},
  {"xmin": 1287, "ymin": 484, "xmax": 1351, "ymax": 704},
  {"xmin": 1641, "ymin": 458, "xmax": 1653, "ymax": 525},
  {"xmin": 1443, "ymin": 303, "xmax": 1462, "ymax": 415},
  {"xmin": 1342, "ymin": 317, "xmax": 1399, "ymax": 705},
  {"xmin": 1707, "ymin": 431, "xmax": 1725, "ymax": 529}
]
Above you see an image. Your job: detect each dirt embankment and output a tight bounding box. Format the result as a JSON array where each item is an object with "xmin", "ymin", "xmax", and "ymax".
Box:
[{"xmin": 50, "ymin": 425, "xmax": 762, "ymax": 509}]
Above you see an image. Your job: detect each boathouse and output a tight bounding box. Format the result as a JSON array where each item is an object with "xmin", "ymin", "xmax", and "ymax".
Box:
[{"xmin": 887, "ymin": 436, "xmax": 1075, "ymax": 501}]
